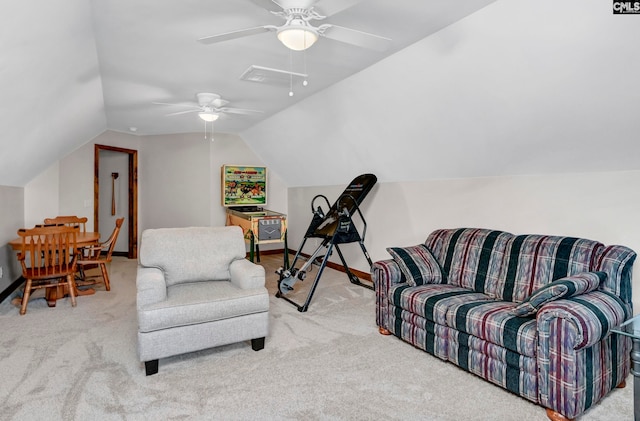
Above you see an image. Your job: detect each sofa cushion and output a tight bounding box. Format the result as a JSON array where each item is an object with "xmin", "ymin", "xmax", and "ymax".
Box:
[
  {"xmin": 425, "ymin": 228, "xmax": 513, "ymax": 296},
  {"xmin": 389, "ymin": 283, "xmax": 493, "ymax": 326},
  {"xmin": 493, "ymin": 235, "xmax": 603, "ymax": 303},
  {"xmin": 511, "ymin": 271, "xmax": 605, "ymax": 317},
  {"xmin": 446, "ymin": 300, "xmax": 538, "ymax": 357},
  {"xmin": 386, "ymin": 244, "xmax": 444, "ymax": 286},
  {"xmin": 139, "ymin": 226, "xmax": 246, "ymax": 286},
  {"xmin": 138, "ymin": 281, "xmax": 269, "ymax": 333}
]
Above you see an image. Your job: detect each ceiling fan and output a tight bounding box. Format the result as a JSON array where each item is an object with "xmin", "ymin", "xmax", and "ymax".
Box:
[
  {"xmin": 153, "ymin": 93, "xmax": 263, "ymax": 122},
  {"xmin": 197, "ymin": 0, "xmax": 391, "ymax": 52}
]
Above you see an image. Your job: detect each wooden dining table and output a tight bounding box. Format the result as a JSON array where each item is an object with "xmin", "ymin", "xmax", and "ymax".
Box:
[{"xmin": 8, "ymin": 231, "xmax": 101, "ymax": 306}]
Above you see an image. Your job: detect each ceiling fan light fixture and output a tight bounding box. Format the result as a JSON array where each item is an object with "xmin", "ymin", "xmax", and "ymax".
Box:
[
  {"xmin": 277, "ymin": 22, "xmax": 318, "ymax": 51},
  {"xmin": 198, "ymin": 111, "xmax": 219, "ymax": 122}
]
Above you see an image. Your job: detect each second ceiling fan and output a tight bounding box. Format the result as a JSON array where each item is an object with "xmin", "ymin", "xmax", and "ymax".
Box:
[
  {"xmin": 153, "ymin": 93, "xmax": 262, "ymax": 122},
  {"xmin": 198, "ymin": 0, "xmax": 391, "ymax": 52}
]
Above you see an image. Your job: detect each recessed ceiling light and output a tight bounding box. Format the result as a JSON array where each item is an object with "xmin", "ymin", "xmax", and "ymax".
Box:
[{"xmin": 129, "ymin": 127, "xmax": 138, "ymax": 132}]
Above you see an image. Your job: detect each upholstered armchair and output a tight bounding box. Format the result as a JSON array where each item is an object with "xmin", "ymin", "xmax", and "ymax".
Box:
[{"xmin": 136, "ymin": 226, "xmax": 269, "ymax": 375}]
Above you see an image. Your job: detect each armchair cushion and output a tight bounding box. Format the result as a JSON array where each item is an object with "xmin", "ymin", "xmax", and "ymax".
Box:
[
  {"xmin": 138, "ymin": 281, "xmax": 269, "ymax": 333},
  {"xmin": 386, "ymin": 244, "xmax": 444, "ymax": 286},
  {"xmin": 511, "ymin": 271, "xmax": 606, "ymax": 317}
]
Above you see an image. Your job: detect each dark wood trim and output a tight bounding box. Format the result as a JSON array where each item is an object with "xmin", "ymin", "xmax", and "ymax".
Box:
[
  {"xmin": 258, "ymin": 248, "xmax": 372, "ymax": 282},
  {"xmin": 0, "ymin": 276, "xmax": 24, "ymax": 304},
  {"xmin": 94, "ymin": 144, "xmax": 138, "ymax": 259}
]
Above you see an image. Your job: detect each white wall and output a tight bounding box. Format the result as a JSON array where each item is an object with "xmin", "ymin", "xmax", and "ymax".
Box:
[
  {"xmin": 138, "ymin": 132, "xmax": 211, "ymax": 230},
  {"xmin": 53, "ymin": 131, "xmax": 143, "ymax": 232},
  {"xmin": 0, "ymin": 185, "xmax": 24, "ymax": 290},
  {"xmin": 287, "ymin": 170, "xmax": 640, "ymax": 310},
  {"xmin": 24, "ymin": 162, "xmax": 59, "ymax": 228},
  {"xmin": 20, "ymin": 130, "xmax": 288, "ymax": 255}
]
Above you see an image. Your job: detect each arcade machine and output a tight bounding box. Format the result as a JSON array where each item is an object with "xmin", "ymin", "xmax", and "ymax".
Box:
[{"xmin": 276, "ymin": 173, "xmax": 377, "ymax": 312}]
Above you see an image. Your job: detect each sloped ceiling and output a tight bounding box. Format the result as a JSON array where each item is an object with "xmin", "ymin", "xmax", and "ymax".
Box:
[
  {"xmin": 243, "ymin": 0, "xmax": 640, "ymax": 186},
  {"xmin": 2, "ymin": 1, "xmax": 638, "ymax": 189},
  {"xmin": 0, "ymin": 0, "xmax": 496, "ymax": 187},
  {"xmin": 0, "ymin": 1, "xmax": 106, "ymax": 187}
]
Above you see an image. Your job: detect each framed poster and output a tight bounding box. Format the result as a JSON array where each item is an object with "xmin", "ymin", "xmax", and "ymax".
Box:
[{"xmin": 221, "ymin": 165, "xmax": 267, "ymax": 207}]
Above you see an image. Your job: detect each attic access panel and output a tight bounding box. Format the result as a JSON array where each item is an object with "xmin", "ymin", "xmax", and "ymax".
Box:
[{"xmin": 239, "ymin": 65, "xmax": 308, "ymax": 85}]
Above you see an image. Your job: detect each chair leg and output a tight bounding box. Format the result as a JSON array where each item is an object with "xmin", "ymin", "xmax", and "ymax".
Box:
[
  {"xmin": 67, "ymin": 274, "xmax": 77, "ymax": 307},
  {"xmin": 100, "ymin": 262, "xmax": 111, "ymax": 291},
  {"xmin": 251, "ymin": 337, "xmax": 265, "ymax": 351},
  {"xmin": 20, "ymin": 279, "xmax": 33, "ymax": 315},
  {"xmin": 145, "ymin": 360, "xmax": 159, "ymax": 376}
]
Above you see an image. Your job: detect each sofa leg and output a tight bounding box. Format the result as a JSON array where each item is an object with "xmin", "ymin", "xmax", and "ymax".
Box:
[
  {"xmin": 251, "ymin": 337, "xmax": 265, "ymax": 351},
  {"xmin": 378, "ymin": 326, "xmax": 392, "ymax": 335},
  {"xmin": 617, "ymin": 379, "xmax": 626, "ymax": 388},
  {"xmin": 145, "ymin": 360, "xmax": 159, "ymax": 376},
  {"xmin": 545, "ymin": 408, "xmax": 573, "ymax": 421}
]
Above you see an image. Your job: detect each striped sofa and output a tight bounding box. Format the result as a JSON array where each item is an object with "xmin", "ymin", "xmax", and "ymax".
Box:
[{"xmin": 373, "ymin": 228, "xmax": 636, "ymax": 420}]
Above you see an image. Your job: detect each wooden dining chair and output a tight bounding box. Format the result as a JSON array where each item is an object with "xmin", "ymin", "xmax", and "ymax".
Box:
[
  {"xmin": 17, "ymin": 225, "xmax": 80, "ymax": 315},
  {"xmin": 76, "ymin": 218, "xmax": 124, "ymax": 291},
  {"xmin": 44, "ymin": 216, "xmax": 88, "ymax": 232}
]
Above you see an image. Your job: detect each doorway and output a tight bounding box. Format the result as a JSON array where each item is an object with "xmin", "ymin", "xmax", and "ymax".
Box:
[{"xmin": 94, "ymin": 144, "xmax": 138, "ymax": 259}]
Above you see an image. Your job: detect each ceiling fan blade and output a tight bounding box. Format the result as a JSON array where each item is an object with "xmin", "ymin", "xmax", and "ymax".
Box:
[
  {"xmin": 218, "ymin": 107, "xmax": 264, "ymax": 115},
  {"xmin": 249, "ymin": 0, "xmax": 285, "ymax": 12},
  {"xmin": 314, "ymin": 0, "xmax": 363, "ymax": 17},
  {"xmin": 165, "ymin": 109, "xmax": 201, "ymax": 117},
  {"xmin": 272, "ymin": 0, "xmax": 316, "ymax": 10},
  {"xmin": 211, "ymin": 98, "xmax": 230, "ymax": 108},
  {"xmin": 198, "ymin": 26, "xmax": 277, "ymax": 45},
  {"xmin": 152, "ymin": 101, "xmax": 199, "ymax": 109},
  {"xmin": 319, "ymin": 24, "xmax": 391, "ymax": 51}
]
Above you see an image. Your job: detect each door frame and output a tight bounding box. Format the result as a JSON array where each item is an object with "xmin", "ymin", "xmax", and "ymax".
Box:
[{"xmin": 94, "ymin": 144, "xmax": 138, "ymax": 259}]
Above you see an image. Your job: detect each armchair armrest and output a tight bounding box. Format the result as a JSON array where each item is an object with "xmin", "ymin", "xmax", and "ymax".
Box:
[
  {"xmin": 537, "ymin": 290, "xmax": 630, "ymax": 351},
  {"xmin": 136, "ymin": 266, "xmax": 167, "ymax": 309},
  {"xmin": 229, "ymin": 258, "xmax": 265, "ymax": 290}
]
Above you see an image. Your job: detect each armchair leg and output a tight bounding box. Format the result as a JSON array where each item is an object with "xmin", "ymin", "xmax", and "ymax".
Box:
[
  {"xmin": 251, "ymin": 337, "xmax": 265, "ymax": 351},
  {"xmin": 145, "ymin": 360, "xmax": 159, "ymax": 376}
]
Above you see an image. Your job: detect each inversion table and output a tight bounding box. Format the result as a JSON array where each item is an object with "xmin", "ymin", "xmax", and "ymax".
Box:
[{"xmin": 276, "ymin": 173, "xmax": 377, "ymax": 312}]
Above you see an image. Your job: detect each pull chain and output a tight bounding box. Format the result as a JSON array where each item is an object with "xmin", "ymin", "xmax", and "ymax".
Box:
[
  {"xmin": 303, "ymin": 47, "xmax": 308, "ymax": 87},
  {"xmin": 289, "ymin": 49, "xmax": 294, "ymax": 97}
]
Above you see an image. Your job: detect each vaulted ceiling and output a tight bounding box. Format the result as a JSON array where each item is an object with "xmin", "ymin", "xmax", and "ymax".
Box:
[{"xmin": 1, "ymin": 0, "xmax": 638, "ymax": 188}]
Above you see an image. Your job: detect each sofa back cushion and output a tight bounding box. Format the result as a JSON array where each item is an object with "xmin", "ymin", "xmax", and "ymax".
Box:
[
  {"xmin": 425, "ymin": 228, "xmax": 512, "ymax": 295},
  {"xmin": 494, "ymin": 234, "xmax": 603, "ymax": 303},
  {"xmin": 139, "ymin": 226, "xmax": 246, "ymax": 286}
]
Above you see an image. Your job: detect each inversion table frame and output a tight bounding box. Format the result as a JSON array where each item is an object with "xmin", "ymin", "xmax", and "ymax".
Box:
[{"xmin": 276, "ymin": 174, "xmax": 377, "ymax": 312}]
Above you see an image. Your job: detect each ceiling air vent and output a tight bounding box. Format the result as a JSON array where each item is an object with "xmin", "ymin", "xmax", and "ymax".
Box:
[{"xmin": 240, "ymin": 65, "xmax": 308, "ymax": 85}]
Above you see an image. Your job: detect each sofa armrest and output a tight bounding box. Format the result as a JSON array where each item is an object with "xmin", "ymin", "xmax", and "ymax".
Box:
[
  {"xmin": 372, "ymin": 259, "xmax": 406, "ymax": 329},
  {"xmin": 536, "ymin": 290, "xmax": 631, "ymax": 418},
  {"xmin": 537, "ymin": 290, "xmax": 630, "ymax": 351},
  {"xmin": 229, "ymin": 258, "xmax": 265, "ymax": 290},
  {"xmin": 372, "ymin": 259, "xmax": 405, "ymax": 288},
  {"xmin": 136, "ymin": 266, "xmax": 167, "ymax": 310}
]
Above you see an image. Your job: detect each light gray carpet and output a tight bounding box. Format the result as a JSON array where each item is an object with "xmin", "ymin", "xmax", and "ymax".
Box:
[{"xmin": 0, "ymin": 255, "xmax": 633, "ymax": 420}]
